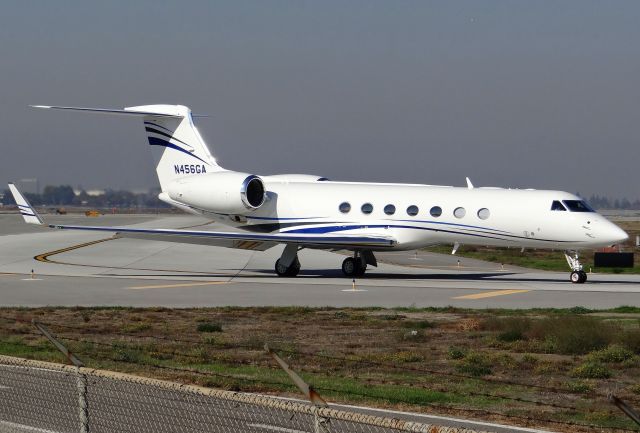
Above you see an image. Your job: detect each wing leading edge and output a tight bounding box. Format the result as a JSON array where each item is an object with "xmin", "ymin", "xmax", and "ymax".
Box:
[{"xmin": 49, "ymin": 224, "xmax": 396, "ymax": 250}]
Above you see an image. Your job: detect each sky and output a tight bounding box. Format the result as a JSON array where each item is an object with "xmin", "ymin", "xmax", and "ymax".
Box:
[{"xmin": 1, "ymin": 1, "xmax": 639, "ymax": 198}]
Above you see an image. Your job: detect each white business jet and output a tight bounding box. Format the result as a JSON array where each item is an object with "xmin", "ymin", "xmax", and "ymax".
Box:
[{"xmin": 9, "ymin": 104, "xmax": 628, "ymax": 283}]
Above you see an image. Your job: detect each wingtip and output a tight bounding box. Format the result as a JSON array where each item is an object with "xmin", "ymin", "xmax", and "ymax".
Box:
[{"xmin": 30, "ymin": 105, "xmax": 51, "ymax": 109}]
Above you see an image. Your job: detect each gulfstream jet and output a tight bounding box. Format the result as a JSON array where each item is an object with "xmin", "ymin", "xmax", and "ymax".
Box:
[{"xmin": 9, "ymin": 104, "xmax": 628, "ymax": 283}]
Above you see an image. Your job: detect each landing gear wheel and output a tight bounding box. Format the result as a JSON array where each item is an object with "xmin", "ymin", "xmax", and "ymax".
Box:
[
  {"xmin": 570, "ymin": 271, "xmax": 585, "ymax": 284},
  {"xmin": 275, "ymin": 258, "xmax": 300, "ymax": 277},
  {"xmin": 579, "ymin": 270, "xmax": 587, "ymax": 283},
  {"xmin": 342, "ymin": 257, "xmax": 356, "ymax": 277},
  {"xmin": 342, "ymin": 257, "xmax": 366, "ymax": 277}
]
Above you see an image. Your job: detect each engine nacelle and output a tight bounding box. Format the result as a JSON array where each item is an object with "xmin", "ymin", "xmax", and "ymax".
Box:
[{"xmin": 166, "ymin": 171, "xmax": 266, "ymax": 214}]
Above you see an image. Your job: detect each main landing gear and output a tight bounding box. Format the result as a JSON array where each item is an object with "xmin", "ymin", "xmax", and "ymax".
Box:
[
  {"xmin": 564, "ymin": 250, "xmax": 587, "ymax": 284},
  {"xmin": 275, "ymin": 244, "xmax": 301, "ymax": 277},
  {"xmin": 275, "ymin": 257, "xmax": 300, "ymax": 277},
  {"xmin": 341, "ymin": 256, "xmax": 366, "ymax": 277},
  {"xmin": 341, "ymin": 250, "xmax": 376, "ymax": 278},
  {"xmin": 273, "ymin": 246, "xmax": 377, "ymax": 278}
]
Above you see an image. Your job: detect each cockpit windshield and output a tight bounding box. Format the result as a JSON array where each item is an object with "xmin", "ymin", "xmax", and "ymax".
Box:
[
  {"xmin": 562, "ymin": 200, "xmax": 595, "ymax": 212},
  {"xmin": 551, "ymin": 200, "xmax": 566, "ymax": 211}
]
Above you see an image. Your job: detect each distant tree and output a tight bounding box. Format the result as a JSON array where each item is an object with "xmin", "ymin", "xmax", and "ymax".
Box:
[
  {"xmin": 0, "ymin": 189, "xmax": 16, "ymax": 206},
  {"xmin": 42, "ymin": 185, "xmax": 75, "ymax": 205}
]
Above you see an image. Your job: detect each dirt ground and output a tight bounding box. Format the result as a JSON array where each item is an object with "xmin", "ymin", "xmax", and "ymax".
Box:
[{"xmin": 1, "ymin": 306, "xmax": 639, "ymax": 432}]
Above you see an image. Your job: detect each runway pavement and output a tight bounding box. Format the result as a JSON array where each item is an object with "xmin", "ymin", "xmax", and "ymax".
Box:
[{"xmin": 0, "ymin": 214, "xmax": 638, "ymax": 309}]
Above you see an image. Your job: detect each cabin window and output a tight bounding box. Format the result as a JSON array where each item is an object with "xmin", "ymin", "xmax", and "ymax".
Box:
[
  {"xmin": 339, "ymin": 202, "xmax": 351, "ymax": 213},
  {"xmin": 430, "ymin": 206, "xmax": 442, "ymax": 217},
  {"xmin": 562, "ymin": 200, "xmax": 595, "ymax": 213},
  {"xmin": 361, "ymin": 203, "xmax": 373, "ymax": 214},
  {"xmin": 477, "ymin": 208, "xmax": 490, "ymax": 220},
  {"xmin": 384, "ymin": 204, "xmax": 396, "ymax": 215},
  {"xmin": 406, "ymin": 205, "xmax": 419, "ymax": 216},
  {"xmin": 453, "ymin": 207, "xmax": 466, "ymax": 218},
  {"xmin": 551, "ymin": 201, "xmax": 566, "ymax": 211}
]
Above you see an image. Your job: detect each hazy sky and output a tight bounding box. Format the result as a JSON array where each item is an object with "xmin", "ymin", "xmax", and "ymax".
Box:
[{"xmin": 1, "ymin": 1, "xmax": 639, "ymax": 198}]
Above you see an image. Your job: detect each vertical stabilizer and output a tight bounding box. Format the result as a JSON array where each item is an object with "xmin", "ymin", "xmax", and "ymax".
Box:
[
  {"xmin": 126, "ymin": 104, "xmax": 224, "ymax": 191},
  {"xmin": 31, "ymin": 104, "xmax": 224, "ymax": 192}
]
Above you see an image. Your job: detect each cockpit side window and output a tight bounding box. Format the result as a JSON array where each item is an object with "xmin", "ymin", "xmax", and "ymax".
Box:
[
  {"xmin": 551, "ymin": 200, "xmax": 567, "ymax": 211},
  {"xmin": 562, "ymin": 200, "xmax": 595, "ymax": 212}
]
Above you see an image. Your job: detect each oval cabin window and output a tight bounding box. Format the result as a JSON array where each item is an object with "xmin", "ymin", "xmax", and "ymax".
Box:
[
  {"xmin": 339, "ymin": 202, "xmax": 351, "ymax": 213},
  {"xmin": 477, "ymin": 208, "xmax": 490, "ymax": 220}
]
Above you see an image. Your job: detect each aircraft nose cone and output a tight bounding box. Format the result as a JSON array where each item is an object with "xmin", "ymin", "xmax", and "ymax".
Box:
[{"xmin": 607, "ymin": 224, "xmax": 629, "ymax": 244}]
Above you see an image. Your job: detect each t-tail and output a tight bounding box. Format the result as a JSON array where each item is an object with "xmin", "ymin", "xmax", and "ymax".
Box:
[{"xmin": 30, "ymin": 104, "xmax": 224, "ymax": 192}]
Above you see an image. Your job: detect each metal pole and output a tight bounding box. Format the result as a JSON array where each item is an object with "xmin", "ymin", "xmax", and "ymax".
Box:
[
  {"xmin": 76, "ymin": 367, "xmax": 89, "ymax": 433},
  {"xmin": 33, "ymin": 320, "xmax": 88, "ymax": 433},
  {"xmin": 610, "ymin": 394, "xmax": 640, "ymax": 427},
  {"xmin": 264, "ymin": 344, "xmax": 328, "ymax": 407}
]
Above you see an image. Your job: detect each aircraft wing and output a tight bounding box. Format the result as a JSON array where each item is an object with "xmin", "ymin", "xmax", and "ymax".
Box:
[{"xmin": 8, "ymin": 183, "xmax": 396, "ymax": 250}]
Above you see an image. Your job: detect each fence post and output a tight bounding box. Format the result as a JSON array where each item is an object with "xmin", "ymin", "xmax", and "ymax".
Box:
[
  {"xmin": 610, "ymin": 394, "xmax": 640, "ymax": 427},
  {"xmin": 32, "ymin": 320, "xmax": 89, "ymax": 433},
  {"xmin": 265, "ymin": 344, "xmax": 330, "ymax": 432},
  {"xmin": 76, "ymin": 367, "xmax": 89, "ymax": 433}
]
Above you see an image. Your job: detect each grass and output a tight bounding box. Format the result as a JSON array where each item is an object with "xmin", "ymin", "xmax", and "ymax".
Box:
[
  {"xmin": 196, "ymin": 322, "xmax": 223, "ymax": 333},
  {"xmin": 1, "ymin": 307, "xmax": 640, "ymax": 432}
]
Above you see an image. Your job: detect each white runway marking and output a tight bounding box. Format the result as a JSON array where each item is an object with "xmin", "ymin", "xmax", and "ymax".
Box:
[
  {"xmin": 247, "ymin": 424, "xmax": 309, "ymax": 433},
  {"xmin": 20, "ymin": 279, "xmax": 43, "ymax": 281},
  {"xmin": 341, "ymin": 289, "xmax": 368, "ymax": 292},
  {"xmin": 265, "ymin": 396, "xmax": 555, "ymax": 433},
  {"xmin": 0, "ymin": 420, "xmax": 61, "ymax": 433}
]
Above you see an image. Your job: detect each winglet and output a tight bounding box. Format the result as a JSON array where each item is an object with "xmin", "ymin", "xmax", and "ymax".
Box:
[{"xmin": 7, "ymin": 183, "xmax": 44, "ymax": 225}]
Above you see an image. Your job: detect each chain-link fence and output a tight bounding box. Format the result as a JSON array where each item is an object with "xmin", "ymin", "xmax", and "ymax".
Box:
[{"xmin": 0, "ymin": 355, "xmax": 484, "ymax": 433}]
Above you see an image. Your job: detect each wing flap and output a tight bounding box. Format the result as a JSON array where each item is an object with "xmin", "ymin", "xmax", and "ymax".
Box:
[{"xmin": 115, "ymin": 231, "xmax": 276, "ymax": 251}]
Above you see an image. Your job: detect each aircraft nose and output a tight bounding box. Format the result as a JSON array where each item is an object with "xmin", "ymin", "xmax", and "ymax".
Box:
[{"xmin": 605, "ymin": 223, "xmax": 629, "ymax": 244}]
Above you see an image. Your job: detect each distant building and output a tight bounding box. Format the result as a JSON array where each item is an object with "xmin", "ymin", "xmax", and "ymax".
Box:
[
  {"xmin": 73, "ymin": 189, "xmax": 106, "ymax": 196},
  {"xmin": 16, "ymin": 179, "xmax": 38, "ymax": 194}
]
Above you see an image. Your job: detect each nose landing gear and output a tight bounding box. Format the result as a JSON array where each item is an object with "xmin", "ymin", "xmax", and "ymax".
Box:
[{"xmin": 565, "ymin": 250, "xmax": 587, "ymax": 284}]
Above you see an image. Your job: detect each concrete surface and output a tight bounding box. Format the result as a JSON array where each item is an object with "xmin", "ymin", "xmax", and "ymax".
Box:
[{"xmin": 0, "ymin": 214, "xmax": 638, "ymax": 308}]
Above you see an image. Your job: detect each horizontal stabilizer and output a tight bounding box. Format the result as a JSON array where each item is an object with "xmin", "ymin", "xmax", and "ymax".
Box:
[{"xmin": 7, "ymin": 183, "xmax": 44, "ymax": 225}]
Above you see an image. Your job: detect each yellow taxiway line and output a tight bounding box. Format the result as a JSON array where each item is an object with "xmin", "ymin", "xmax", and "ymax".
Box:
[
  {"xmin": 126, "ymin": 281, "xmax": 229, "ymax": 290},
  {"xmin": 453, "ymin": 289, "xmax": 530, "ymax": 300}
]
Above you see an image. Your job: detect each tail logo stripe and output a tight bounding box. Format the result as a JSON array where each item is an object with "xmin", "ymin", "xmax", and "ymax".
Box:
[
  {"xmin": 147, "ymin": 137, "xmax": 210, "ymax": 165},
  {"xmin": 144, "ymin": 121, "xmax": 174, "ymax": 134},
  {"xmin": 144, "ymin": 126, "xmax": 193, "ymax": 149}
]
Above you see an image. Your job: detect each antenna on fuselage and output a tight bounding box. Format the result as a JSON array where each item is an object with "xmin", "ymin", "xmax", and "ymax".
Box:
[{"xmin": 466, "ymin": 177, "xmax": 474, "ymax": 189}]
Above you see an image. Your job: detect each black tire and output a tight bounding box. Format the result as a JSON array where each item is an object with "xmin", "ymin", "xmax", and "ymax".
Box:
[
  {"xmin": 579, "ymin": 270, "xmax": 587, "ymax": 283},
  {"xmin": 354, "ymin": 261, "xmax": 366, "ymax": 277},
  {"xmin": 570, "ymin": 271, "xmax": 583, "ymax": 284},
  {"xmin": 275, "ymin": 258, "xmax": 300, "ymax": 277},
  {"xmin": 342, "ymin": 257, "xmax": 356, "ymax": 277},
  {"xmin": 286, "ymin": 258, "xmax": 301, "ymax": 277},
  {"xmin": 275, "ymin": 259, "xmax": 289, "ymax": 277}
]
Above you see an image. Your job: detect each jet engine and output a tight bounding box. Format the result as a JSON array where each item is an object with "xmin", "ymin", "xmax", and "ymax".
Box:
[{"xmin": 166, "ymin": 171, "xmax": 266, "ymax": 214}]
